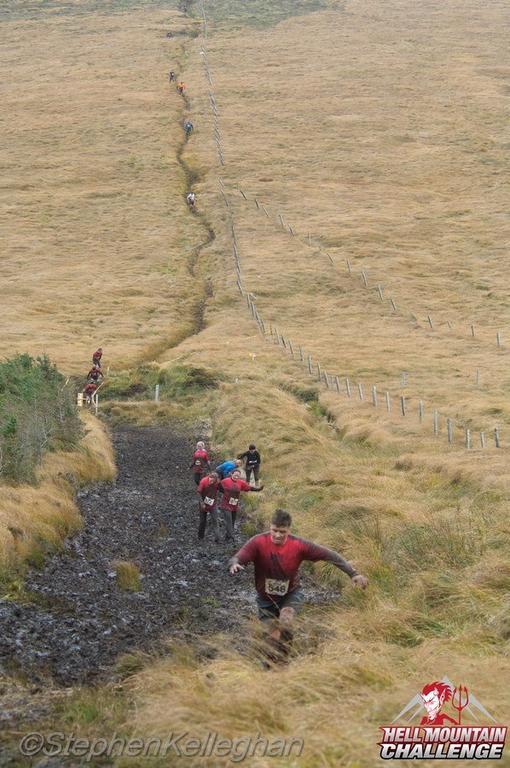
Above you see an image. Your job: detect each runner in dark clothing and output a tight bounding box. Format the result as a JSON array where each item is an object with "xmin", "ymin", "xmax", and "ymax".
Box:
[
  {"xmin": 189, "ymin": 441, "xmax": 210, "ymax": 485},
  {"xmin": 237, "ymin": 444, "xmax": 261, "ymax": 485},
  {"xmin": 87, "ymin": 365, "xmax": 103, "ymax": 383},
  {"xmin": 218, "ymin": 468, "xmax": 263, "ymax": 541},
  {"xmin": 229, "ymin": 509, "xmax": 367, "ymax": 660},
  {"xmin": 196, "ymin": 471, "xmax": 220, "ymax": 543}
]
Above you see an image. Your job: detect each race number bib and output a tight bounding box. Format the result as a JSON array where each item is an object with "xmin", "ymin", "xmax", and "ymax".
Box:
[
  {"xmin": 265, "ymin": 578, "xmax": 290, "ymax": 596},
  {"xmin": 228, "ymin": 497, "xmax": 239, "ymax": 506},
  {"xmin": 204, "ymin": 496, "xmax": 215, "ymax": 506}
]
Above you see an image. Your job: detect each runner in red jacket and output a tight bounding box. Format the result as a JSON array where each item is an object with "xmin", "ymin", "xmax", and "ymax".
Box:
[
  {"xmin": 218, "ymin": 468, "xmax": 263, "ymax": 541},
  {"xmin": 92, "ymin": 347, "xmax": 103, "ymax": 365},
  {"xmin": 196, "ymin": 471, "xmax": 220, "ymax": 544},
  {"xmin": 229, "ymin": 508, "xmax": 367, "ymax": 660},
  {"xmin": 189, "ymin": 441, "xmax": 210, "ymax": 485}
]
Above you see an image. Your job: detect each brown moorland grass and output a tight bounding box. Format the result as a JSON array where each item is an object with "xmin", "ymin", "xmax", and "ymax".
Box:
[
  {"xmin": 2, "ymin": 0, "xmax": 510, "ymax": 765},
  {"xmin": 0, "ymin": 4, "xmax": 205, "ymax": 372},
  {"xmin": 188, "ymin": 0, "xmax": 510, "ymax": 441},
  {"xmin": 0, "ymin": 410, "xmax": 115, "ymax": 580}
]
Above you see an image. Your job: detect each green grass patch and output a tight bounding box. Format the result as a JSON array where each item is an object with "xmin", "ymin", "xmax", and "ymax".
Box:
[
  {"xmin": 0, "ymin": 354, "xmax": 81, "ymax": 483},
  {"xmin": 192, "ymin": 0, "xmax": 336, "ymax": 29},
  {"xmin": 101, "ymin": 363, "xmax": 221, "ymax": 402}
]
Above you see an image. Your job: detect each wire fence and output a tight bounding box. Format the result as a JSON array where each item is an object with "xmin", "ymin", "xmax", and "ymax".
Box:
[
  {"xmin": 231, "ymin": 184, "xmax": 509, "ymax": 356},
  {"xmin": 196, "ymin": 0, "xmax": 501, "ymax": 449}
]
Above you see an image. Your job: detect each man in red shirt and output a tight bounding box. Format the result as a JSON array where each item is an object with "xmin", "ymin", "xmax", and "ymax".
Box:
[
  {"xmin": 196, "ymin": 471, "xmax": 220, "ymax": 544},
  {"xmin": 218, "ymin": 468, "xmax": 264, "ymax": 541},
  {"xmin": 229, "ymin": 509, "xmax": 368, "ymax": 658},
  {"xmin": 83, "ymin": 381, "xmax": 98, "ymax": 404},
  {"xmin": 92, "ymin": 347, "xmax": 103, "ymax": 366},
  {"xmin": 189, "ymin": 441, "xmax": 210, "ymax": 486},
  {"xmin": 87, "ymin": 364, "xmax": 104, "ymax": 383}
]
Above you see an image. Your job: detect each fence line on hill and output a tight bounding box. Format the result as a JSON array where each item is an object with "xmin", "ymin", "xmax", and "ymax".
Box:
[
  {"xmin": 230, "ymin": 184, "xmax": 508, "ymax": 357},
  {"xmin": 196, "ymin": 1, "xmax": 500, "ymax": 449}
]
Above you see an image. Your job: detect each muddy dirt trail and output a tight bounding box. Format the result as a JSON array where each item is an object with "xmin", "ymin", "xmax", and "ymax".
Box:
[{"xmin": 0, "ymin": 425, "xmax": 253, "ymax": 686}]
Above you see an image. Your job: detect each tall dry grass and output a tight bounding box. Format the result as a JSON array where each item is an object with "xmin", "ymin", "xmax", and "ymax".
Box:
[
  {"xmin": 2, "ymin": 0, "xmax": 510, "ymax": 764},
  {"xmin": 0, "ymin": 6, "xmax": 204, "ymax": 373},
  {"xmin": 0, "ymin": 411, "xmax": 116, "ymax": 580}
]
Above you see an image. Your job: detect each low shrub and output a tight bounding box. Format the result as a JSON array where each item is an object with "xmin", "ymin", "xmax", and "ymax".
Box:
[{"xmin": 0, "ymin": 354, "xmax": 81, "ymax": 483}]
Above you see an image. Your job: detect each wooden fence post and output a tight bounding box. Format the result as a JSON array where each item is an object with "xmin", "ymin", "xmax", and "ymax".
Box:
[
  {"xmin": 447, "ymin": 418, "xmax": 453, "ymax": 444},
  {"xmin": 345, "ymin": 378, "xmax": 352, "ymax": 397},
  {"xmin": 494, "ymin": 427, "xmax": 500, "ymax": 448},
  {"xmin": 385, "ymin": 391, "xmax": 391, "ymax": 413},
  {"xmin": 400, "ymin": 395, "xmax": 406, "ymax": 416},
  {"xmin": 418, "ymin": 400, "xmax": 424, "ymax": 423},
  {"xmin": 433, "ymin": 410, "xmax": 439, "ymax": 436},
  {"xmin": 465, "ymin": 428, "xmax": 471, "ymax": 449},
  {"xmin": 371, "ymin": 385, "xmax": 378, "ymax": 407},
  {"xmin": 358, "ymin": 382, "xmax": 364, "ymax": 400}
]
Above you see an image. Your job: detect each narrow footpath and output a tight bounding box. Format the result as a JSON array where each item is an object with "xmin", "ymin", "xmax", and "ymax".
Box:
[{"xmin": 0, "ymin": 425, "xmax": 252, "ymax": 686}]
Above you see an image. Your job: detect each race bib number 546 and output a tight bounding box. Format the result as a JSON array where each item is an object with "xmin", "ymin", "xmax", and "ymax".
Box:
[{"xmin": 265, "ymin": 578, "xmax": 290, "ymax": 596}]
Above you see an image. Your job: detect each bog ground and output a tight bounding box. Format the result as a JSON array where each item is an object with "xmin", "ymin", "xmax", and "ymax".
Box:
[{"xmin": 0, "ymin": 1, "xmax": 509, "ymax": 766}]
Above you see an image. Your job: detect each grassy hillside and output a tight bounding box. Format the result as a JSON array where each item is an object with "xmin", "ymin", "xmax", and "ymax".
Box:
[{"xmin": 1, "ymin": 0, "xmax": 509, "ymax": 766}]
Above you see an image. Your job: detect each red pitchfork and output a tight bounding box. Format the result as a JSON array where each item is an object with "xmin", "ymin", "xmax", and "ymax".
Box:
[{"xmin": 452, "ymin": 685, "xmax": 469, "ymax": 725}]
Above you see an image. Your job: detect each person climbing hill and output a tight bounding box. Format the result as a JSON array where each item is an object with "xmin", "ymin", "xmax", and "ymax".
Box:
[
  {"xmin": 189, "ymin": 441, "xmax": 210, "ymax": 485},
  {"xmin": 92, "ymin": 347, "xmax": 103, "ymax": 366},
  {"xmin": 215, "ymin": 458, "xmax": 242, "ymax": 480},
  {"xmin": 237, "ymin": 444, "xmax": 261, "ymax": 485},
  {"xmin": 229, "ymin": 509, "xmax": 368, "ymax": 663},
  {"xmin": 83, "ymin": 381, "xmax": 98, "ymax": 404},
  {"xmin": 218, "ymin": 468, "xmax": 263, "ymax": 542},
  {"xmin": 87, "ymin": 364, "xmax": 104, "ymax": 383},
  {"xmin": 196, "ymin": 471, "xmax": 220, "ymax": 544}
]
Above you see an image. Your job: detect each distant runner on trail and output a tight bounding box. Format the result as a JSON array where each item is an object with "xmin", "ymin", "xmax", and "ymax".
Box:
[
  {"xmin": 87, "ymin": 364, "xmax": 103, "ymax": 383},
  {"xmin": 186, "ymin": 191, "xmax": 196, "ymax": 209},
  {"xmin": 229, "ymin": 509, "xmax": 368, "ymax": 662},
  {"xmin": 196, "ymin": 471, "xmax": 220, "ymax": 544},
  {"xmin": 177, "ymin": 81, "xmax": 186, "ymax": 95},
  {"xmin": 83, "ymin": 381, "xmax": 98, "ymax": 404},
  {"xmin": 189, "ymin": 441, "xmax": 210, "ymax": 485},
  {"xmin": 168, "ymin": 70, "xmax": 176, "ymax": 82},
  {"xmin": 92, "ymin": 347, "xmax": 103, "ymax": 365},
  {"xmin": 218, "ymin": 468, "xmax": 263, "ymax": 542},
  {"xmin": 215, "ymin": 458, "xmax": 242, "ymax": 480},
  {"xmin": 237, "ymin": 444, "xmax": 261, "ymax": 485},
  {"xmin": 184, "ymin": 120, "xmax": 193, "ymax": 137}
]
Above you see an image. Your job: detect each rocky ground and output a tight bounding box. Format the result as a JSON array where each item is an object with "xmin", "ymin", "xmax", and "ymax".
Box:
[
  {"xmin": 0, "ymin": 424, "xmax": 255, "ymax": 688},
  {"xmin": 0, "ymin": 422, "xmax": 339, "ymax": 763}
]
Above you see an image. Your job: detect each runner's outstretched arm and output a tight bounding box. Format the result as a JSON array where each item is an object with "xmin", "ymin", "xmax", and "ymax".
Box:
[{"xmin": 303, "ymin": 542, "xmax": 368, "ymax": 588}]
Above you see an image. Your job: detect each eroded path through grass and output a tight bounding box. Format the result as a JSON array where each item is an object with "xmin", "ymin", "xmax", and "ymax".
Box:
[{"xmin": 0, "ymin": 424, "xmax": 252, "ymax": 686}]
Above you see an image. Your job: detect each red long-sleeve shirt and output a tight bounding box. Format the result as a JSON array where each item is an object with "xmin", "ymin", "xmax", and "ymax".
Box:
[
  {"xmin": 235, "ymin": 533, "xmax": 358, "ymax": 599},
  {"xmin": 197, "ymin": 476, "xmax": 220, "ymax": 510},
  {"xmin": 218, "ymin": 477, "xmax": 252, "ymax": 512},
  {"xmin": 190, "ymin": 449, "xmax": 210, "ymax": 475}
]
